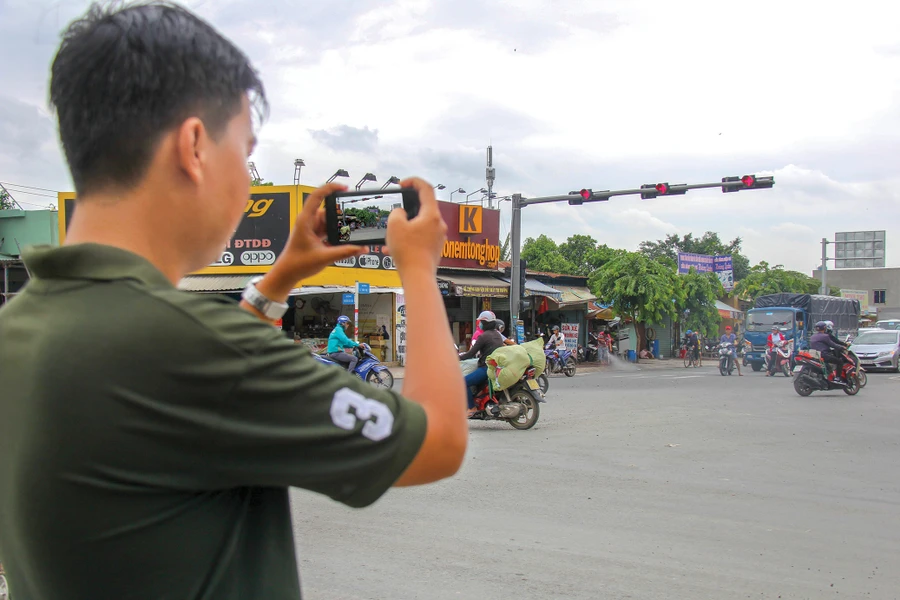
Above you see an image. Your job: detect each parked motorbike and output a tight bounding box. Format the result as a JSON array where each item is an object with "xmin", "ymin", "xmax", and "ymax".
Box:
[
  {"xmin": 583, "ymin": 332, "xmax": 601, "ymax": 363},
  {"xmin": 545, "ymin": 347, "xmax": 576, "ymax": 377},
  {"xmin": 718, "ymin": 342, "xmax": 738, "ymax": 376},
  {"xmin": 468, "ymin": 365, "xmax": 543, "ymax": 430},
  {"xmin": 793, "ymin": 348, "xmax": 860, "ymax": 396},
  {"xmin": 314, "ymin": 343, "xmax": 394, "ymax": 389},
  {"xmin": 766, "ymin": 339, "xmax": 794, "ymax": 377}
]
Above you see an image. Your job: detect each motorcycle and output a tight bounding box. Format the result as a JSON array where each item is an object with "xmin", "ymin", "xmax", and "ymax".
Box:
[
  {"xmin": 314, "ymin": 343, "xmax": 394, "ymax": 389},
  {"xmin": 718, "ymin": 342, "xmax": 738, "ymax": 376},
  {"xmin": 545, "ymin": 346, "xmax": 576, "ymax": 377},
  {"xmin": 793, "ymin": 348, "xmax": 860, "ymax": 396},
  {"xmin": 468, "ymin": 365, "xmax": 544, "ymax": 430},
  {"xmin": 582, "ymin": 332, "xmax": 601, "ymax": 363},
  {"xmin": 766, "ymin": 339, "xmax": 794, "ymax": 377}
]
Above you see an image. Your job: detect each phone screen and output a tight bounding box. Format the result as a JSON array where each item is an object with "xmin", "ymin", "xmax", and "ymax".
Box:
[{"xmin": 325, "ymin": 188, "xmax": 418, "ymax": 246}]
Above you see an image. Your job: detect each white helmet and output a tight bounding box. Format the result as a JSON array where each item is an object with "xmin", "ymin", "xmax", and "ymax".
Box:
[{"xmin": 477, "ymin": 310, "xmax": 496, "ymax": 323}]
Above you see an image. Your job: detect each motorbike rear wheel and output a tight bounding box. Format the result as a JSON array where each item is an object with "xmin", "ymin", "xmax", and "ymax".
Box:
[
  {"xmin": 507, "ymin": 389, "xmax": 540, "ymax": 430},
  {"xmin": 537, "ymin": 373, "xmax": 549, "ymax": 395},
  {"xmin": 843, "ymin": 374, "xmax": 860, "ymax": 396},
  {"xmin": 563, "ymin": 356, "xmax": 576, "ymax": 377},
  {"xmin": 781, "ymin": 362, "xmax": 791, "ymax": 377},
  {"xmin": 858, "ymin": 369, "xmax": 867, "ymax": 387},
  {"xmin": 793, "ymin": 368, "xmax": 813, "ymax": 397},
  {"xmin": 366, "ymin": 369, "xmax": 394, "ymax": 390}
]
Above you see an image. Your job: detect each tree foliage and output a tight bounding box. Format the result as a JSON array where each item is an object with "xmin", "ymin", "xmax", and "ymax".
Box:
[
  {"xmin": 558, "ymin": 234, "xmax": 598, "ymax": 276},
  {"xmin": 520, "ymin": 234, "xmax": 576, "ymax": 274},
  {"xmin": 732, "ymin": 261, "xmax": 824, "ymax": 300},
  {"xmin": 251, "ymin": 177, "xmax": 274, "ymax": 186},
  {"xmin": 589, "ymin": 251, "xmax": 683, "ymax": 351},
  {"xmin": 639, "ymin": 231, "xmax": 750, "ymax": 281},
  {"xmin": 500, "ymin": 233, "xmax": 511, "ymax": 262},
  {"xmin": 678, "ymin": 269, "xmax": 724, "ymax": 338},
  {"xmin": 0, "ymin": 189, "xmax": 13, "ymax": 210}
]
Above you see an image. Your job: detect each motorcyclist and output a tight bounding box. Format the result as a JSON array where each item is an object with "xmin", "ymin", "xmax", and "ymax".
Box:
[
  {"xmin": 684, "ymin": 329, "xmax": 700, "ymax": 363},
  {"xmin": 825, "ymin": 321, "xmax": 850, "ymax": 349},
  {"xmin": 469, "ymin": 310, "xmax": 495, "ymax": 349},
  {"xmin": 458, "ymin": 313, "xmax": 506, "ymax": 417},
  {"xmin": 327, "ymin": 315, "xmax": 360, "ymax": 372},
  {"xmin": 495, "ymin": 319, "xmax": 518, "ymax": 346},
  {"xmin": 719, "ymin": 325, "xmax": 743, "ymax": 376},
  {"xmin": 810, "ymin": 320, "xmax": 849, "ymax": 381},
  {"xmin": 766, "ymin": 325, "xmax": 786, "ymax": 376},
  {"xmin": 546, "ymin": 325, "xmax": 566, "ymax": 350},
  {"xmin": 339, "ymin": 220, "xmax": 351, "ymax": 240}
]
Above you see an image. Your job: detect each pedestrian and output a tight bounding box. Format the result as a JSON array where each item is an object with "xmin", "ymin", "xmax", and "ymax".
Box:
[{"xmin": 0, "ymin": 3, "xmax": 467, "ymax": 599}]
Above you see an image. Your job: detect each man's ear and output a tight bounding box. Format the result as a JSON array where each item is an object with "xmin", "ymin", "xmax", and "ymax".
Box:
[{"xmin": 175, "ymin": 117, "xmax": 207, "ymax": 185}]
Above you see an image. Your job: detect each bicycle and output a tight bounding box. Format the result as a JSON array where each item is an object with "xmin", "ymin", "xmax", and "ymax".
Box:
[{"xmin": 683, "ymin": 345, "xmax": 700, "ymax": 368}]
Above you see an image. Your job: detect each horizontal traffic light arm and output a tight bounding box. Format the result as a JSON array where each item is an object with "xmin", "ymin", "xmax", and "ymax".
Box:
[{"xmin": 517, "ymin": 176, "xmax": 773, "ymax": 207}]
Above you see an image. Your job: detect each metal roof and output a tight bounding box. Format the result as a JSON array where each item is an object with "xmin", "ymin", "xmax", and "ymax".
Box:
[
  {"xmin": 548, "ymin": 285, "xmax": 596, "ymax": 307},
  {"xmin": 176, "ymin": 275, "xmax": 252, "ymax": 292},
  {"xmin": 496, "ymin": 276, "xmax": 562, "ymax": 300}
]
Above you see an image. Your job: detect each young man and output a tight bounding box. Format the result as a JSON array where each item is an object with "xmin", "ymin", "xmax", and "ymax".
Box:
[
  {"xmin": 766, "ymin": 325, "xmax": 786, "ymax": 376},
  {"xmin": 0, "ymin": 3, "xmax": 466, "ymax": 599},
  {"xmin": 720, "ymin": 325, "xmax": 743, "ymax": 376},
  {"xmin": 328, "ymin": 315, "xmax": 360, "ymax": 372},
  {"xmin": 458, "ymin": 313, "xmax": 505, "ymax": 417},
  {"xmin": 546, "ymin": 325, "xmax": 566, "ymax": 350}
]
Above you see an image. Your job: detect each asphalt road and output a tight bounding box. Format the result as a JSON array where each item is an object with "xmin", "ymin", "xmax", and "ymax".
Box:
[{"xmin": 289, "ymin": 362, "xmax": 900, "ymax": 600}]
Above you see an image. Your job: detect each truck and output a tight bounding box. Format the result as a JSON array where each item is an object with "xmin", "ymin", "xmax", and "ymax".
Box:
[{"xmin": 742, "ymin": 293, "xmax": 861, "ymax": 372}]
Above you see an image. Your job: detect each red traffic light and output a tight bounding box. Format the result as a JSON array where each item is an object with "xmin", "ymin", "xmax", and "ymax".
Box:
[
  {"xmin": 655, "ymin": 183, "xmax": 668, "ymax": 195},
  {"xmin": 580, "ymin": 189, "xmax": 592, "ymax": 200},
  {"xmin": 741, "ymin": 175, "xmax": 755, "ymax": 187}
]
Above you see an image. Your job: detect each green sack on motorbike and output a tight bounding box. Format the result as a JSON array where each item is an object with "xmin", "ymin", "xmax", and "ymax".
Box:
[{"xmin": 484, "ymin": 338, "xmax": 546, "ymax": 391}]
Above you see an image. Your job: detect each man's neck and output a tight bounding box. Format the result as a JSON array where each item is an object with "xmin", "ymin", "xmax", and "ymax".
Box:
[{"xmin": 64, "ymin": 190, "xmax": 191, "ymax": 285}]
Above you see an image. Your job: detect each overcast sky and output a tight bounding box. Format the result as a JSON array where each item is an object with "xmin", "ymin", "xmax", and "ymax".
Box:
[{"xmin": 2, "ymin": 0, "xmax": 900, "ymax": 273}]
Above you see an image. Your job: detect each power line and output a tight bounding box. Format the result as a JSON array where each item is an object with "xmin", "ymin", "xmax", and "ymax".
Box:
[
  {"xmin": 0, "ymin": 181, "xmax": 59, "ymax": 194},
  {"xmin": 1, "ymin": 188, "xmax": 57, "ymax": 199}
]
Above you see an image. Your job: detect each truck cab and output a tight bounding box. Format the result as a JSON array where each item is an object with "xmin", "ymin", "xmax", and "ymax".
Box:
[{"xmin": 743, "ymin": 307, "xmax": 806, "ymax": 372}]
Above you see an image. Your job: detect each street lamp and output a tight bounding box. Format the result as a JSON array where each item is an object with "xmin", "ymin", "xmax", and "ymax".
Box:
[
  {"xmin": 380, "ymin": 176, "xmax": 400, "ymax": 190},
  {"xmin": 433, "ymin": 184, "xmax": 446, "ymax": 190},
  {"xmin": 293, "ymin": 159, "xmax": 305, "ymax": 185},
  {"xmin": 449, "ymin": 187, "xmax": 466, "ymax": 202},
  {"xmin": 466, "ymin": 188, "xmax": 487, "ymax": 204},
  {"xmin": 327, "ymin": 169, "xmax": 349, "ymax": 183},
  {"xmin": 355, "ymin": 172, "xmax": 377, "ymax": 190}
]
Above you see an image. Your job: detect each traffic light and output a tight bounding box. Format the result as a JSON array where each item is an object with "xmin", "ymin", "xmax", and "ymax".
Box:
[
  {"xmin": 568, "ymin": 189, "xmax": 592, "ymax": 205},
  {"xmin": 519, "ymin": 258, "xmax": 527, "ymax": 299},
  {"xmin": 722, "ymin": 175, "xmax": 774, "ymax": 192}
]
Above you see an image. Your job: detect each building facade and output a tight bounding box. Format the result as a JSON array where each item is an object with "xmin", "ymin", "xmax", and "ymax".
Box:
[
  {"xmin": 1, "ymin": 208, "xmax": 59, "ymax": 306},
  {"xmin": 812, "ymin": 267, "xmax": 900, "ymax": 321}
]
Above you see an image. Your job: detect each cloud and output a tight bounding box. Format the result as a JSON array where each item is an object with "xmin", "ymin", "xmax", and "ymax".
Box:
[
  {"xmin": 771, "ymin": 223, "xmax": 814, "ymax": 235},
  {"xmin": 309, "ymin": 125, "xmax": 379, "ymax": 153}
]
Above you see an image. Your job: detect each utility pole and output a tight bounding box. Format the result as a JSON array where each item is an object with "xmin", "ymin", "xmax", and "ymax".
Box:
[
  {"xmin": 820, "ymin": 237, "xmax": 829, "ymax": 295},
  {"xmin": 507, "ymin": 175, "xmax": 775, "ymax": 337},
  {"xmin": 485, "ymin": 145, "xmax": 495, "ymax": 210}
]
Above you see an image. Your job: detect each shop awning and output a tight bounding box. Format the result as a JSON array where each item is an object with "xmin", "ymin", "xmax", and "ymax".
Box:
[
  {"xmin": 548, "ymin": 285, "xmax": 596, "ymax": 308},
  {"xmin": 588, "ymin": 301, "xmax": 615, "ymax": 320},
  {"xmin": 496, "ymin": 277, "xmax": 562, "ymax": 300},
  {"xmin": 177, "ymin": 275, "xmax": 252, "ymax": 292},
  {"xmin": 289, "ymin": 285, "xmax": 402, "ymax": 296},
  {"xmin": 716, "ymin": 299, "xmax": 742, "ymax": 319},
  {"xmin": 439, "ymin": 274, "xmax": 509, "ymax": 298}
]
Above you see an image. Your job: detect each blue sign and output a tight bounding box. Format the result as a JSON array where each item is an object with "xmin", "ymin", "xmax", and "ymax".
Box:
[
  {"xmin": 516, "ymin": 321, "xmax": 526, "ymax": 344},
  {"xmin": 342, "ymin": 293, "xmax": 355, "ymax": 305},
  {"xmin": 358, "ymin": 283, "xmax": 370, "ymax": 294}
]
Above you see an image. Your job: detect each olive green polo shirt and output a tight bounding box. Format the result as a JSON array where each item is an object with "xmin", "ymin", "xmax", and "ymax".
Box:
[{"xmin": 0, "ymin": 243, "xmax": 427, "ymax": 600}]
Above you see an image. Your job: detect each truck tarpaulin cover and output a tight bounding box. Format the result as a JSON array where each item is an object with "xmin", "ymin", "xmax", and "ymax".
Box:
[{"xmin": 754, "ymin": 293, "xmax": 861, "ymax": 333}]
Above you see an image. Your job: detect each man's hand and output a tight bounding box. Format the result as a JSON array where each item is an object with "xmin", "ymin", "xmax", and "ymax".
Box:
[
  {"xmin": 278, "ymin": 183, "xmax": 367, "ymax": 281},
  {"xmin": 386, "ymin": 177, "xmax": 447, "ymax": 276}
]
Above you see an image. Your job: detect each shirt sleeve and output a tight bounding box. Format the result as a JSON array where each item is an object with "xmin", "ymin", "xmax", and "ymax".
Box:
[{"xmin": 190, "ymin": 309, "xmax": 427, "ymax": 508}]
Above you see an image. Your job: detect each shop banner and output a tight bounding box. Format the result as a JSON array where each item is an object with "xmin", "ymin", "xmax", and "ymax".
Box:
[
  {"xmin": 840, "ymin": 289, "xmax": 870, "ymax": 314},
  {"xmin": 561, "ymin": 323, "xmax": 579, "ymax": 353},
  {"xmin": 677, "ymin": 252, "xmax": 734, "ymax": 291}
]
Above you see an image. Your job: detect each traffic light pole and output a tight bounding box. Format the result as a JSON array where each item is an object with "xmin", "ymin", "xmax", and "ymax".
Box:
[{"xmin": 507, "ymin": 175, "xmax": 775, "ymax": 337}]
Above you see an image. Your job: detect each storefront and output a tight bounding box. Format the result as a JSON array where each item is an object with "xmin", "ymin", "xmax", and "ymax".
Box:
[
  {"xmin": 438, "ymin": 271, "xmax": 509, "ymax": 348},
  {"xmin": 529, "ymin": 275, "xmax": 596, "ymax": 351}
]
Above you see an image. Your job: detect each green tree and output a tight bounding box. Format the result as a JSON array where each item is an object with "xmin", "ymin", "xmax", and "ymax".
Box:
[
  {"xmin": 500, "ymin": 233, "xmax": 511, "ymax": 262},
  {"xmin": 0, "ymin": 189, "xmax": 13, "ymax": 210},
  {"xmin": 586, "ymin": 243, "xmax": 627, "ymax": 271},
  {"xmin": 732, "ymin": 261, "xmax": 823, "ymax": 301},
  {"xmin": 344, "ymin": 207, "xmax": 377, "ymax": 227},
  {"xmin": 520, "ymin": 234, "xmax": 576, "ymax": 274},
  {"xmin": 251, "ymin": 177, "xmax": 274, "ymax": 186},
  {"xmin": 589, "ymin": 251, "xmax": 683, "ymax": 353},
  {"xmin": 678, "ymin": 269, "xmax": 724, "ymax": 338},
  {"xmin": 639, "ymin": 232, "xmax": 751, "ymax": 281},
  {"xmin": 558, "ymin": 234, "xmax": 598, "ymax": 276}
]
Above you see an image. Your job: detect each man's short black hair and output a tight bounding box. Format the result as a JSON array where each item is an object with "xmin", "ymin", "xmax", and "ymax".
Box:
[
  {"xmin": 481, "ymin": 320, "xmax": 497, "ymax": 331},
  {"xmin": 49, "ymin": 0, "xmax": 268, "ymax": 195}
]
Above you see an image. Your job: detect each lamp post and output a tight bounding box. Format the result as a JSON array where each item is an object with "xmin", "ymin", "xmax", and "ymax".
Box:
[
  {"xmin": 355, "ymin": 172, "xmax": 377, "ymax": 190},
  {"xmin": 293, "ymin": 159, "xmax": 305, "ymax": 185},
  {"xmin": 327, "ymin": 169, "xmax": 349, "ymax": 183},
  {"xmin": 466, "ymin": 188, "xmax": 487, "ymax": 204},
  {"xmin": 449, "ymin": 187, "xmax": 466, "ymax": 202},
  {"xmin": 380, "ymin": 176, "xmax": 400, "ymax": 190}
]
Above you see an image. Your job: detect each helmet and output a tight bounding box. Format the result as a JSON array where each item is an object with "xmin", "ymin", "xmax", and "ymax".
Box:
[
  {"xmin": 551, "ymin": 325, "xmax": 560, "ymax": 332},
  {"xmin": 686, "ymin": 329, "xmax": 693, "ymax": 335},
  {"xmin": 814, "ymin": 321, "xmax": 827, "ymax": 332},
  {"xmin": 477, "ymin": 310, "xmax": 496, "ymax": 322},
  {"xmin": 496, "ymin": 319, "xmax": 505, "ymax": 332},
  {"xmin": 771, "ymin": 325, "xmax": 779, "ymax": 331},
  {"xmin": 725, "ymin": 325, "xmax": 732, "ymax": 332},
  {"xmin": 337, "ymin": 315, "xmax": 351, "ymax": 325},
  {"xmin": 825, "ymin": 320, "xmax": 835, "ymax": 332}
]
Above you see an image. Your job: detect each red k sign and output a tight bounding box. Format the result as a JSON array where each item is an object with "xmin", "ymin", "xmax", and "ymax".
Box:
[{"xmin": 458, "ymin": 205, "xmax": 483, "ymax": 234}]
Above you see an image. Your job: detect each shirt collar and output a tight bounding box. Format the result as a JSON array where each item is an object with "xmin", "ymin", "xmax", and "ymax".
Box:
[{"xmin": 22, "ymin": 243, "xmax": 175, "ymax": 288}]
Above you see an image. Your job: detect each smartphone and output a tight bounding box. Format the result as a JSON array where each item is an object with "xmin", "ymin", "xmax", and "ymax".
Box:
[{"xmin": 324, "ymin": 188, "xmax": 420, "ymax": 246}]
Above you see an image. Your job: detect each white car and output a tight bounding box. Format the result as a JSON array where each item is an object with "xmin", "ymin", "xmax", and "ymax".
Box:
[{"xmin": 849, "ymin": 330, "xmax": 900, "ymax": 373}]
